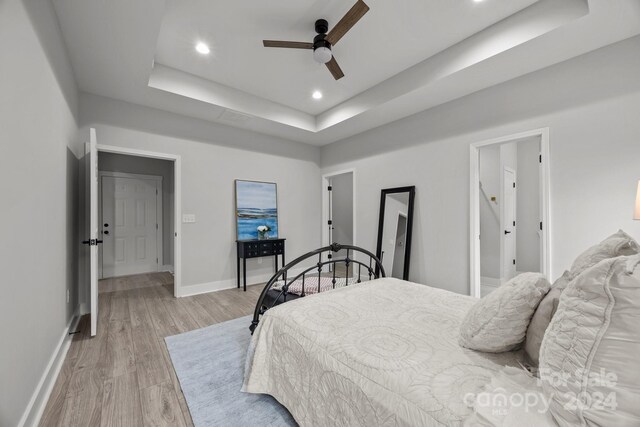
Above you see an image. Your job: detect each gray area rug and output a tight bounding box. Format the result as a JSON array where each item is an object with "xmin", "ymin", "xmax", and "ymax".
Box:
[{"xmin": 165, "ymin": 315, "xmax": 297, "ymax": 427}]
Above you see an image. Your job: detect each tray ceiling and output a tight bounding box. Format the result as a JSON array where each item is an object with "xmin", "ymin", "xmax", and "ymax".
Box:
[{"xmin": 52, "ymin": 0, "xmax": 640, "ymax": 145}]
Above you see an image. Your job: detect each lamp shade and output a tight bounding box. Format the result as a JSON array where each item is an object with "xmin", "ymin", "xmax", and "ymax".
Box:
[{"xmin": 635, "ymin": 181, "xmax": 640, "ymax": 220}]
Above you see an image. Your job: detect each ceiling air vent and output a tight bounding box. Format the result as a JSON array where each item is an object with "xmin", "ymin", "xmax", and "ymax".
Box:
[{"xmin": 218, "ymin": 109, "xmax": 252, "ymax": 125}]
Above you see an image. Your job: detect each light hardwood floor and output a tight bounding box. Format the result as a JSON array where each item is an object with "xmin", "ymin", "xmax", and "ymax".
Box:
[{"xmin": 39, "ymin": 272, "xmax": 262, "ymax": 427}]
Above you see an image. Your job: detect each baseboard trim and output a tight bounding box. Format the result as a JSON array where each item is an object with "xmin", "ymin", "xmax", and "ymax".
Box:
[
  {"xmin": 177, "ymin": 267, "xmax": 308, "ymax": 298},
  {"xmin": 18, "ymin": 309, "xmax": 81, "ymax": 427},
  {"xmin": 481, "ymin": 276, "xmax": 501, "ymax": 288},
  {"xmin": 161, "ymin": 265, "xmax": 174, "ymax": 273}
]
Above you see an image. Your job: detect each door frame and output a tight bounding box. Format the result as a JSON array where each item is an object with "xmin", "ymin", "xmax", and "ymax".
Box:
[
  {"xmin": 469, "ymin": 128, "xmax": 551, "ymax": 298},
  {"xmin": 321, "ymin": 169, "xmax": 357, "ymax": 251},
  {"xmin": 97, "ymin": 144, "xmax": 183, "ymax": 298},
  {"xmin": 98, "ymin": 171, "xmax": 163, "ymax": 279},
  {"xmin": 500, "ymin": 166, "xmax": 517, "ymax": 282}
]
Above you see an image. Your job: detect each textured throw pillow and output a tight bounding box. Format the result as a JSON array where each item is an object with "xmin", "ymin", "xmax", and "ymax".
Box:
[
  {"xmin": 459, "ymin": 272, "xmax": 550, "ymax": 353},
  {"xmin": 568, "ymin": 229, "xmax": 639, "ymax": 280},
  {"xmin": 539, "ymin": 254, "xmax": 640, "ymax": 427},
  {"xmin": 523, "ymin": 271, "xmax": 571, "ymax": 367}
]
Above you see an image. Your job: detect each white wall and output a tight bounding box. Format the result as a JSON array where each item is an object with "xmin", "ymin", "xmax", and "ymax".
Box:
[
  {"xmin": 99, "ymin": 152, "xmax": 174, "ymax": 267},
  {"xmin": 321, "ymin": 36, "xmax": 640, "ymax": 295},
  {"xmin": 331, "ymin": 173, "xmax": 353, "ymax": 250},
  {"xmin": 80, "ymin": 94, "xmax": 322, "ymax": 294},
  {"xmin": 0, "ymin": 0, "xmax": 80, "ymax": 425}
]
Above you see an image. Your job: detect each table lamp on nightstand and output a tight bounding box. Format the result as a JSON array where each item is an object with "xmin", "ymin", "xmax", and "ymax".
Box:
[{"xmin": 635, "ymin": 181, "xmax": 640, "ymax": 220}]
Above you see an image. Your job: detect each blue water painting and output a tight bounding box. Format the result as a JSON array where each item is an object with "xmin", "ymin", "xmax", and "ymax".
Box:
[{"xmin": 235, "ymin": 181, "xmax": 278, "ymax": 240}]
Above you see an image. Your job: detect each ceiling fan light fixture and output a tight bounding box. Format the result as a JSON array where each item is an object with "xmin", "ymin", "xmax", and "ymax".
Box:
[{"xmin": 313, "ymin": 46, "xmax": 332, "ymax": 64}]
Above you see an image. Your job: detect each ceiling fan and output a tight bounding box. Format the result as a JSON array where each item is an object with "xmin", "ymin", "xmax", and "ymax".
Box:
[{"xmin": 262, "ymin": 0, "xmax": 370, "ymax": 80}]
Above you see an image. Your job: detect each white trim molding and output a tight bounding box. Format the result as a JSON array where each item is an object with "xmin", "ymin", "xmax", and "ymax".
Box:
[
  {"xmin": 97, "ymin": 144, "xmax": 182, "ymax": 298},
  {"xmin": 469, "ymin": 128, "xmax": 551, "ymax": 298},
  {"xmin": 18, "ymin": 312, "xmax": 81, "ymax": 427}
]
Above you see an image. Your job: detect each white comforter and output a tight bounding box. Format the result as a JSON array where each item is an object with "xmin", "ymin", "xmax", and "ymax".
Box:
[{"xmin": 243, "ymin": 278, "xmax": 524, "ymax": 426}]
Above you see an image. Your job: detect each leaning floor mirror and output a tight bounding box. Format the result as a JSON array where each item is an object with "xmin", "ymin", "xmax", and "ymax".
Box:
[{"xmin": 376, "ymin": 186, "xmax": 416, "ymax": 280}]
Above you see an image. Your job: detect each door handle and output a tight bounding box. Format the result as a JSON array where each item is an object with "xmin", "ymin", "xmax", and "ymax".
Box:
[
  {"xmin": 82, "ymin": 239, "xmax": 104, "ymax": 246},
  {"xmin": 504, "ymin": 230, "xmax": 512, "ymax": 235}
]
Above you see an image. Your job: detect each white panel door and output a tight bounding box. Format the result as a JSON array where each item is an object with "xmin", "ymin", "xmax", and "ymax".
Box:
[
  {"xmin": 102, "ymin": 176, "xmax": 159, "ymax": 278},
  {"xmin": 502, "ymin": 167, "xmax": 517, "ymax": 281},
  {"xmin": 81, "ymin": 129, "xmax": 99, "ymax": 337}
]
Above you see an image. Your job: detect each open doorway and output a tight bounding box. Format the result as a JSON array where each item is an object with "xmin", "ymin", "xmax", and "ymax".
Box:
[
  {"xmin": 322, "ymin": 170, "xmax": 356, "ymax": 270},
  {"xmin": 97, "ymin": 145, "xmax": 182, "ymax": 300},
  {"xmin": 98, "ymin": 152, "xmax": 175, "ymax": 289},
  {"xmin": 470, "ymin": 129, "xmax": 551, "ymax": 298},
  {"xmin": 80, "ymin": 133, "xmax": 182, "ymax": 337}
]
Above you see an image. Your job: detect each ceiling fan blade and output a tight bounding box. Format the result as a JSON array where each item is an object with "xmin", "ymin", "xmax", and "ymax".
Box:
[
  {"xmin": 325, "ymin": 0, "xmax": 369, "ymax": 46},
  {"xmin": 263, "ymin": 40, "xmax": 313, "ymax": 49},
  {"xmin": 325, "ymin": 56, "xmax": 345, "ymax": 80}
]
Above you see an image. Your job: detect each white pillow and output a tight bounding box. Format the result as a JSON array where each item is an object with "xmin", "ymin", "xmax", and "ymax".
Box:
[
  {"xmin": 539, "ymin": 254, "xmax": 640, "ymax": 427},
  {"xmin": 523, "ymin": 271, "xmax": 571, "ymax": 366},
  {"xmin": 459, "ymin": 273, "xmax": 550, "ymax": 353},
  {"xmin": 568, "ymin": 229, "xmax": 639, "ymax": 280}
]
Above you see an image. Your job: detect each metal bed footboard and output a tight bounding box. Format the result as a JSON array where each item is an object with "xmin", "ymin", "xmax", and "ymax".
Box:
[{"xmin": 249, "ymin": 243, "xmax": 385, "ymax": 333}]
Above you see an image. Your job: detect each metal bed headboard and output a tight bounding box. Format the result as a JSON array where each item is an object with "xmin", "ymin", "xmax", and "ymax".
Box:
[{"xmin": 250, "ymin": 243, "xmax": 385, "ymax": 333}]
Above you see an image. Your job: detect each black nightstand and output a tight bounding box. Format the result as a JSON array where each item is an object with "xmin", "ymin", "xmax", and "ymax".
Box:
[{"xmin": 236, "ymin": 238, "xmax": 286, "ymax": 291}]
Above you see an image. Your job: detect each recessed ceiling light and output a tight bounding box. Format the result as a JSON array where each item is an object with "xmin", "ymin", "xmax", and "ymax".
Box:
[
  {"xmin": 312, "ymin": 91, "xmax": 323, "ymax": 100},
  {"xmin": 473, "ymin": 0, "xmax": 484, "ymax": 2},
  {"xmin": 195, "ymin": 42, "xmax": 210, "ymax": 55}
]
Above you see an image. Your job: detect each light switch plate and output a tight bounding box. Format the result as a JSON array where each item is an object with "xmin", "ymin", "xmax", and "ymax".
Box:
[{"xmin": 182, "ymin": 214, "xmax": 196, "ymax": 223}]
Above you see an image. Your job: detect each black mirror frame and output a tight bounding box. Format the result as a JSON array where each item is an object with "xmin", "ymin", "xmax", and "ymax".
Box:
[{"xmin": 375, "ymin": 186, "xmax": 416, "ymax": 281}]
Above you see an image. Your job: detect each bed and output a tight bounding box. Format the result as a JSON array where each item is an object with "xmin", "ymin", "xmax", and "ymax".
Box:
[{"xmin": 243, "ymin": 245, "xmax": 524, "ymax": 426}]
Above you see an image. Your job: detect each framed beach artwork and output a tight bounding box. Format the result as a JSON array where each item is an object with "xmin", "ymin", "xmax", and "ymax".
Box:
[{"xmin": 235, "ymin": 180, "xmax": 279, "ymax": 241}]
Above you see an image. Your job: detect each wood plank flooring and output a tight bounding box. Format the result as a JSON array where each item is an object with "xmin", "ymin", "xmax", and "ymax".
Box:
[{"xmin": 39, "ymin": 272, "xmax": 262, "ymax": 427}]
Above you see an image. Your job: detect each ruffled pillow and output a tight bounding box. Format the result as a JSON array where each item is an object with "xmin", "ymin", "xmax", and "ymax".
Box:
[
  {"xmin": 539, "ymin": 254, "xmax": 640, "ymax": 426},
  {"xmin": 459, "ymin": 273, "xmax": 550, "ymax": 353},
  {"xmin": 567, "ymin": 229, "xmax": 639, "ymax": 280}
]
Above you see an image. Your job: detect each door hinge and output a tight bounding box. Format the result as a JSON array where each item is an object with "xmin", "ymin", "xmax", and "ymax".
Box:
[
  {"xmin": 539, "ymin": 154, "xmax": 542, "ymax": 163},
  {"xmin": 513, "ymin": 259, "xmax": 516, "ymax": 265},
  {"xmin": 327, "ymin": 186, "xmax": 332, "ymax": 191},
  {"xmin": 156, "ymin": 189, "xmax": 158, "ymax": 195},
  {"xmin": 540, "ymin": 221, "xmax": 543, "ymax": 231},
  {"xmin": 156, "ymin": 223, "xmax": 158, "ymax": 230},
  {"xmin": 156, "ymin": 258, "xmax": 158, "ymax": 264},
  {"xmin": 513, "ymin": 182, "xmax": 516, "ymax": 188},
  {"xmin": 513, "ymin": 220, "xmax": 516, "ymax": 227}
]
